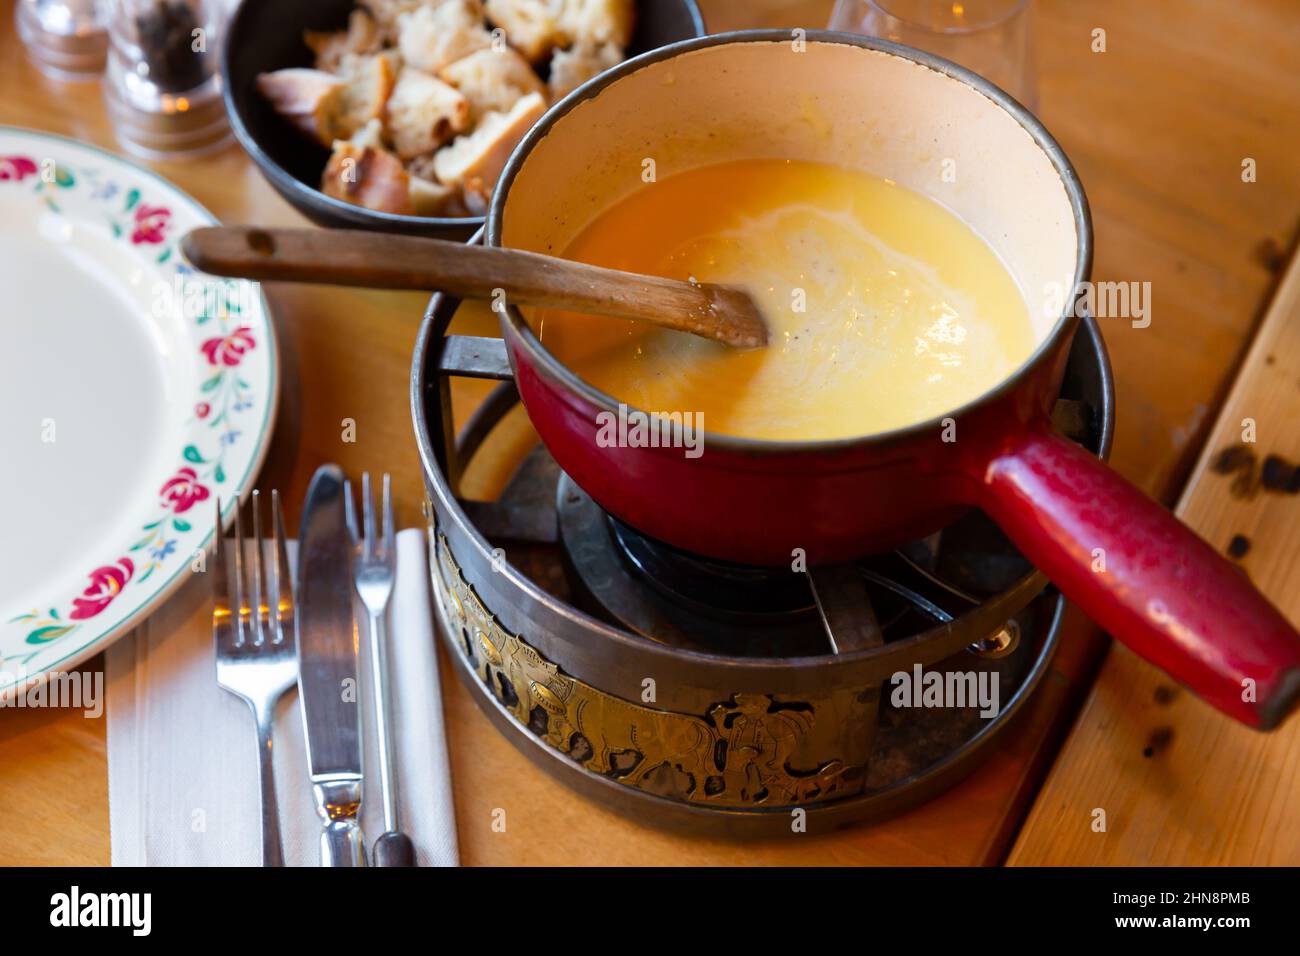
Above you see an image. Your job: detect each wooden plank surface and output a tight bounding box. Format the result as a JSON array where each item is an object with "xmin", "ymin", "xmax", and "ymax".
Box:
[
  {"xmin": 1010, "ymin": 246, "xmax": 1300, "ymax": 866},
  {"xmin": 1, "ymin": 0, "xmax": 1298, "ymax": 866}
]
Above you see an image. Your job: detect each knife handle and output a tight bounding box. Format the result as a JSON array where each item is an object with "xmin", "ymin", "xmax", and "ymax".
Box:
[
  {"xmin": 313, "ymin": 778, "xmax": 367, "ymax": 867},
  {"xmin": 321, "ymin": 819, "xmax": 367, "ymax": 867},
  {"xmin": 374, "ymin": 831, "xmax": 416, "ymax": 867}
]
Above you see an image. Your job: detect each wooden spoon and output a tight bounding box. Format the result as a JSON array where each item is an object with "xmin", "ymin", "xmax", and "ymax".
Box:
[{"xmin": 181, "ymin": 226, "xmax": 768, "ymax": 349}]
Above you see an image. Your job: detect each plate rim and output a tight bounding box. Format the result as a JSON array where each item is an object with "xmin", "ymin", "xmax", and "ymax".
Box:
[{"xmin": 0, "ymin": 124, "xmax": 280, "ymax": 694}]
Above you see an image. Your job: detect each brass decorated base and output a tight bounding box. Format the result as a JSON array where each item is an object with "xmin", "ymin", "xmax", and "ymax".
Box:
[
  {"xmin": 437, "ymin": 533, "xmax": 873, "ymax": 806},
  {"xmin": 427, "ymin": 515, "xmax": 1065, "ymax": 833}
]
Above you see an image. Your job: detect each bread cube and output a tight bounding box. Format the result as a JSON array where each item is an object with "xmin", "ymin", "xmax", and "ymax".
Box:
[
  {"xmin": 433, "ymin": 90, "xmax": 547, "ymax": 205},
  {"xmin": 439, "ymin": 46, "xmax": 546, "ymax": 120},
  {"xmin": 334, "ymin": 53, "xmax": 397, "ymax": 140},
  {"xmin": 398, "ymin": 0, "xmax": 492, "ymax": 74},
  {"xmin": 385, "ymin": 68, "xmax": 472, "ymax": 159},
  {"xmin": 408, "ymin": 175, "xmax": 461, "ymax": 216},
  {"xmin": 348, "ymin": 118, "xmax": 387, "ymax": 152},
  {"xmin": 548, "ymin": 40, "xmax": 621, "ymax": 100},
  {"xmin": 360, "ymin": 0, "xmax": 445, "ymax": 42},
  {"xmin": 484, "ymin": 0, "xmax": 567, "ymax": 63},
  {"xmin": 322, "ymin": 138, "xmax": 413, "ymax": 214},
  {"xmin": 255, "ymin": 68, "xmax": 347, "ymax": 146},
  {"xmin": 303, "ymin": 8, "xmax": 382, "ymax": 73},
  {"xmin": 557, "ymin": 0, "xmax": 634, "ymax": 48}
]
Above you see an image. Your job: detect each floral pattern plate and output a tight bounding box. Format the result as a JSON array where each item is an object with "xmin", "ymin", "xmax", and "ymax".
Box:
[{"xmin": 0, "ymin": 127, "xmax": 277, "ymax": 692}]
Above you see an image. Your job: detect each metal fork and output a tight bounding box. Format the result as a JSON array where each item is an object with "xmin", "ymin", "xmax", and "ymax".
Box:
[
  {"xmin": 346, "ymin": 473, "xmax": 416, "ymax": 866},
  {"xmin": 213, "ymin": 491, "xmax": 298, "ymax": 867}
]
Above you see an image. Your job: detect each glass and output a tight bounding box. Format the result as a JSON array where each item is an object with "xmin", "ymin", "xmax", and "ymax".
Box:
[{"xmin": 829, "ymin": 0, "xmax": 1037, "ymax": 110}]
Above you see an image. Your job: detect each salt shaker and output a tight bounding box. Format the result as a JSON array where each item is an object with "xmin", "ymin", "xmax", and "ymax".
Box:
[
  {"xmin": 103, "ymin": 0, "xmax": 231, "ymax": 158},
  {"xmin": 15, "ymin": 0, "xmax": 111, "ymax": 79}
]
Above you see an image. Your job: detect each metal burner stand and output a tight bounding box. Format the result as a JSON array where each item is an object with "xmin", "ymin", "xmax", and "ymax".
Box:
[{"xmin": 412, "ymin": 294, "xmax": 1114, "ymax": 836}]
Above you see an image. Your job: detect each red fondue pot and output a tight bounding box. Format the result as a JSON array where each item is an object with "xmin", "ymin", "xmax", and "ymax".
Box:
[{"xmin": 483, "ymin": 31, "xmax": 1300, "ymax": 728}]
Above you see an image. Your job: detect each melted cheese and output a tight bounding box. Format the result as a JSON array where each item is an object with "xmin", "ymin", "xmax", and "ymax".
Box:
[{"xmin": 533, "ymin": 159, "xmax": 1035, "ymax": 441}]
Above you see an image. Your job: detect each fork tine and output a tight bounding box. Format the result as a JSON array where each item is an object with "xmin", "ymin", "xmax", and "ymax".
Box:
[
  {"xmin": 362, "ymin": 471, "xmax": 377, "ymax": 559},
  {"xmin": 343, "ymin": 478, "xmax": 358, "ymax": 546},
  {"xmin": 211, "ymin": 490, "xmax": 295, "ymax": 868},
  {"xmin": 250, "ymin": 489, "xmax": 269, "ymax": 646},
  {"xmin": 212, "ymin": 498, "xmax": 233, "ymax": 646},
  {"xmin": 271, "ymin": 489, "xmax": 294, "ymax": 646},
  {"xmin": 233, "ymin": 499, "xmax": 250, "ymax": 648},
  {"xmin": 382, "ymin": 473, "xmax": 394, "ymax": 562}
]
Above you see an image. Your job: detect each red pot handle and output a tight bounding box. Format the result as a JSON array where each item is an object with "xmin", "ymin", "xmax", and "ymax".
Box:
[{"xmin": 973, "ymin": 424, "xmax": 1300, "ymax": 728}]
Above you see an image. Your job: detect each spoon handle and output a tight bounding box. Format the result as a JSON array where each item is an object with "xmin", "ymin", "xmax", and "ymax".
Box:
[{"xmin": 181, "ymin": 226, "xmax": 766, "ymax": 348}]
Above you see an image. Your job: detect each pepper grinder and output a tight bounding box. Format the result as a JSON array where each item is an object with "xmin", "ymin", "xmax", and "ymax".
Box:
[{"xmin": 103, "ymin": 0, "xmax": 231, "ymax": 158}]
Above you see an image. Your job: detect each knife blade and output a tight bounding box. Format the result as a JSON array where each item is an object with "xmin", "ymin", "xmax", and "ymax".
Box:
[{"xmin": 296, "ymin": 464, "xmax": 366, "ymax": 866}]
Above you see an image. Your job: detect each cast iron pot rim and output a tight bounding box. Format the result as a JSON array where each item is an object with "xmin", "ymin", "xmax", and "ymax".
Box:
[
  {"xmin": 487, "ymin": 28, "xmax": 1095, "ymax": 455},
  {"xmin": 220, "ymin": 0, "xmax": 706, "ymax": 234}
]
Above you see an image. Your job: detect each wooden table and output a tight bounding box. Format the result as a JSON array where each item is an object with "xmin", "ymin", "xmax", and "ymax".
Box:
[{"xmin": 2, "ymin": 0, "xmax": 1298, "ymax": 866}]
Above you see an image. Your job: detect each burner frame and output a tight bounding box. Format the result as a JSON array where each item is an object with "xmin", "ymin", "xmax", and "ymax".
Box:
[{"xmin": 412, "ymin": 282, "xmax": 1113, "ymax": 834}]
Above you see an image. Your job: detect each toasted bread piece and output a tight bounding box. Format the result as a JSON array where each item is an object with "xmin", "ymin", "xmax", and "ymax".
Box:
[
  {"xmin": 255, "ymin": 68, "xmax": 347, "ymax": 146},
  {"xmin": 398, "ymin": 0, "xmax": 492, "ymax": 74},
  {"xmin": 349, "ymin": 118, "xmax": 388, "ymax": 152},
  {"xmin": 439, "ymin": 46, "xmax": 546, "ymax": 120},
  {"xmin": 408, "ymin": 150, "xmax": 476, "ymax": 217},
  {"xmin": 484, "ymin": 0, "xmax": 567, "ymax": 63},
  {"xmin": 405, "ymin": 152, "xmax": 439, "ymax": 181},
  {"xmin": 557, "ymin": 0, "xmax": 633, "ymax": 48},
  {"xmin": 322, "ymin": 138, "xmax": 413, "ymax": 214},
  {"xmin": 339, "ymin": 48, "xmax": 404, "ymax": 79},
  {"xmin": 433, "ymin": 90, "xmax": 546, "ymax": 205},
  {"xmin": 386, "ymin": 68, "xmax": 472, "ymax": 159},
  {"xmin": 408, "ymin": 174, "xmax": 460, "ymax": 216},
  {"xmin": 548, "ymin": 40, "xmax": 621, "ymax": 100},
  {"xmin": 304, "ymin": 8, "xmax": 382, "ymax": 73},
  {"xmin": 359, "ymin": 0, "xmax": 442, "ymax": 42},
  {"xmin": 333, "ymin": 53, "xmax": 397, "ymax": 140}
]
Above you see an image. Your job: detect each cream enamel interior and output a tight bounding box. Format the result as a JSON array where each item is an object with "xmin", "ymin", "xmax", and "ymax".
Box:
[{"xmin": 501, "ymin": 38, "xmax": 1079, "ymax": 355}]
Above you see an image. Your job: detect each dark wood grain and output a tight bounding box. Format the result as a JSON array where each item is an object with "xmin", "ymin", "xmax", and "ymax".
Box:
[{"xmin": 182, "ymin": 226, "xmax": 769, "ymax": 349}]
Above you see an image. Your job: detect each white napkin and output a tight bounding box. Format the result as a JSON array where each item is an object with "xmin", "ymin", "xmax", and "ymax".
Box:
[{"xmin": 106, "ymin": 529, "xmax": 459, "ymax": 866}]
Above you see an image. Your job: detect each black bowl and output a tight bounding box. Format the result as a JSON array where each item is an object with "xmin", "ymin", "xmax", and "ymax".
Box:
[{"xmin": 222, "ymin": 0, "xmax": 706, "ymax": 240}]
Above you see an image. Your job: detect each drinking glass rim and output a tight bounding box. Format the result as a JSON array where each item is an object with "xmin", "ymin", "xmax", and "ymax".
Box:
[{"xmin": 864, "ymin": 0, "xmax": 1030, "ymax": 36}]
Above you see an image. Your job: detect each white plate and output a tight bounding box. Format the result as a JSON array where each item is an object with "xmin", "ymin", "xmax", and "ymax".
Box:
[{"xmin": 0, "ymin": 127, "xmax": 278, "ymax": 693}]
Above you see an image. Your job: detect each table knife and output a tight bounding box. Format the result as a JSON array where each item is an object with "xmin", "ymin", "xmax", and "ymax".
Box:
[{"xmin": 296, "ymin": 464, "xmax": 367, "ymax": 867}]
